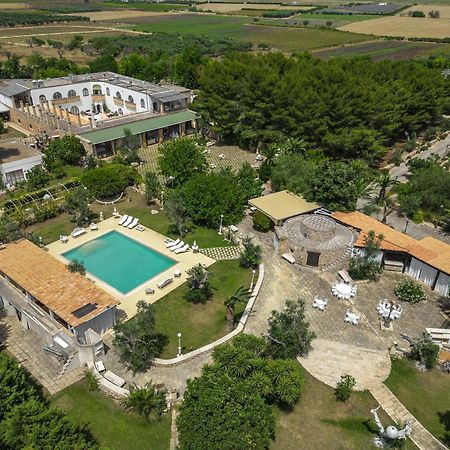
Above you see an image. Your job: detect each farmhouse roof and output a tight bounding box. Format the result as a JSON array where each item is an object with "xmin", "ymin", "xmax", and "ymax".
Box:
[
  {"xmin": 0, "ymin": 239, "xmax": 118, "ymax": 328},
  {"xmin": 332, "ymin": 211, "xmax": 450, "ymax": 274},
  {"xmin": 249, "ymin": 190, "xmax": 319, "ymax": 223}
]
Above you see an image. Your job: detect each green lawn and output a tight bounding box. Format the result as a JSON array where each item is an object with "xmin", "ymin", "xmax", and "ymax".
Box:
[
  {"xmin": 154, "ymin": 260, "xmax": 253, "ymax": 358},
  {"xmin": 50, "ymin": 381, "xmax": 171, "ymax": 450},
  {"xmin": 26, "ymin": 189, "xmax": 231, "ymax": 248},
  {"xmin": 128, "ymin": 14, "xmax": 372, "ymax": 52},
  {"xmin": 274, "ymin": 369, "xmax": 417, "ymax": 450},
  {"xmin": 385, "ymin": 358, "xmax": 450, "ymax": 446},
  {"xmin": 0, "ymin": 126, "xmax": 25, "ymax": 141}
]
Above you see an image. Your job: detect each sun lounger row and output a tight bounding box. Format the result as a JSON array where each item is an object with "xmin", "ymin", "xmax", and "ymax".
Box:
[
  {"xmin": 164, "ymin": 238, "xmax": 189, "ymax": 254},
  {"xmin": 118, "ymin": 214, "xmax": 139, "ymax": 229}
]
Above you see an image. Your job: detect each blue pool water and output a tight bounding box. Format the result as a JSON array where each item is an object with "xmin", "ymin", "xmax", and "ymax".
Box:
[{"xmin": 63, "ymin": 231, "xmax": 175, "ymax": 294}]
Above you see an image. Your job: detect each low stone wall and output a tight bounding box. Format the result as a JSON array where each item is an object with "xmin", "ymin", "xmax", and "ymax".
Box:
[{"xmin": 152, "ymin": 263, "xmax": 265, "ymax": 367}]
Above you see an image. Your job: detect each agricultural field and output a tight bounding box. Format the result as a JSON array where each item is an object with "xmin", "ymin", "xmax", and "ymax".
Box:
[
  {"xmin": 195, "ymin": 2, "xmax": 312, "ymax": 13},
  {"xmin": 399, "ymin": 4, "xmax": 450, "ymax": 19},
  {"xmin": 339, "ymin": 16, "xmax": 450, "ymax": 39},
  {"xmin": 77, "ymin": 9, "xmax": 174, "ymax": 21},
  {"xmin": 125, "ymin": 14, "xmax": 373, "ymax": 51},
  {"xmin": 0, "ymin": 2, "xmax": 27, "ymax": 8},
  {"xmin": 312, "ymin": 40, "xmax": 448, "ymax": 61}
]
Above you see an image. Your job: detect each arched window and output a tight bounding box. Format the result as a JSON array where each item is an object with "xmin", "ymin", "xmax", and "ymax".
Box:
[
  {"xmin": 53, "ymin": 92, "xmax": 62, "ymax": 100},
  {"xmin": 118, "ymin": 108, "xmax": 123, "ymax": 115},
  {"xmin": 106, "ymin": 87, "xmax": 110, "ymax": 96},
  {"xmin": 70, "ymin": 105, "xmax": 80, "ymax": 115},
  {"xmin": 116, "ymin": 92, "xmax": 122, "ymax": 99},
  {"xmin": 127, "ymin": 95, "xmax": 134, "ymax": 104},
  {"xmin": 39, "ymin": 94, "xmax": 46, "ymax": 103},
  {"xmin": 68, "ymin": 89, "xmax": 76, "ymax": 98},
  {"xmin": 92, "ymin": 84, "xmax": 102, "ymax": 95},
  {"xmin": 140, "ymin": 99, "xmax": 145, "ymax": 108},
  {"xmin": 82, "ymin": 88, "xmax": 89, "ymax": 97}
]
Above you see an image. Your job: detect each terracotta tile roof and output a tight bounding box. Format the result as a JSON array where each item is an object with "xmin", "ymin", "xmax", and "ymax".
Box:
[
  {"xmin": 332, "ymin": 211, "xmax": 450, "ymax": 275},
  {"xmin": 0, "ymin": 239, "xmax": 118, "ymax": 328}
]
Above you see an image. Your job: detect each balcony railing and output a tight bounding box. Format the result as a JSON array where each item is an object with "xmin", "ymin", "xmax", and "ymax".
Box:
[
  {"xmin": 113, "ymin": 97, "xmax": 124, "ymax": 106},
  {"xmin": 92, "ymin": 94, "xmax": 105, "ymax": 102},
  {"xmin": 52, "ymin": 95, "xmax": 80, "ymax": 106},
  {"xmin": 125, "ymin": 101, "xmax": 136, "ymax": 110}
]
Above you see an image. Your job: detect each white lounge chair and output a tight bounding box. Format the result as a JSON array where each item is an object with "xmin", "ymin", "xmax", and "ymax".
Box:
[
  {"xmin": 60, "ymin": 235, "xmax": 69, "ymax": 243},
  {"xmin": 174, "ymin": 244, "xmax": 189, "ymax": 254},
  {"xmin": 71, "ymin": 227, "xmax": 86, "ymax": 238},
  {"xmin": 122, "ymin": 216, "xmax": 133, "ymax": 227},
  {"xmin": 171, "ymin": 241, "xmax": 185, "ymax": 252},
  {"xmin": 165, "ymin": 238, "xmax": 180, "ymax": 248},
  {"xmin": 90, "ymin": 222, "xmax": 98, "ymax": 231},
  {"xmin": 127, "ymin": 217, "xmax": 139, "ymax": 229},
  {"xmin": 118, "ymin": 214, "xmax": 128, "ymax": 226}
]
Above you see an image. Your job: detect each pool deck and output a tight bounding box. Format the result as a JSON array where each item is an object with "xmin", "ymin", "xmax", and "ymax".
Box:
[{"xmin": 46, "ymin": 216, "xmax": 215, "ymax": 319}]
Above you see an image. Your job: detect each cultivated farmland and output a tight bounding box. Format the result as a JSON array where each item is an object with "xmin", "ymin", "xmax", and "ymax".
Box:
[
  {"xmin": 400, "ymin": 4, "xmax": 450, "ymax": 18},
  {"xmin": 77, "ymin": 10, "xmax": 173, "ymax": 21},
  {"xmin": 195, "ymin": 3, "xmax": 312, "ymax": 13},
  {"xmin": 339, "ymin": 16, "xmax": 450, "ymax": 39}
]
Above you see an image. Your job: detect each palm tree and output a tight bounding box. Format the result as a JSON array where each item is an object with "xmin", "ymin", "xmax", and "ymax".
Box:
[
  {"xmin": 126, "ymin": 382, "xmax": 167, "ymax": 420},
  {"xmin": 374, "ymin": 172, "xmax": 399, "ymax": 204},
  {"xmin": 224, "ymin": 286, "xmax": 251, "ymax": 330}
]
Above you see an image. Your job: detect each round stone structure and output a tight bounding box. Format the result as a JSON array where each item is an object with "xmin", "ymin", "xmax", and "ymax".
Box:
[{"xmin": 276, "ymin": 214, "xmax": 354, "ymax": 269}]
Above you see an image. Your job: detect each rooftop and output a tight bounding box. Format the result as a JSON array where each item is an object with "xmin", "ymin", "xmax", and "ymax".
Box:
[
  {"xmin": 0, "ymin": 139, "xmax": 42, "ymax": 165},
  {"xmin": 249, "ymin": 190, "xmax": 319, "ymax": 223},
  {"xmin": 79, "ymin": 109, "xmax": 199, "ymax": 145},
  {"xmin": 0, "ymin": 239, "xmax": 118, "ymax": 328},
  {"xmin": 332, "ymin": 211, "xmax": 450, "ymax": 275}
]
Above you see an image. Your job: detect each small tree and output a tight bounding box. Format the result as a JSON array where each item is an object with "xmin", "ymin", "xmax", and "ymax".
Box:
[
  {"xmin": 335, "ymin": 374, "xmax": 356, "ymax": 402},
  {"xmin": 239, "ymin": 236, "xmax": 262, "ymax": 269},
  {"xmin": 113, "ymin": 301, "xmax": 167, "ymax": 373},
  {"xmin": 119, "ymin": 128, "xmax": 140, "ymax": 164},
  {"xmin": 326, "ymin": 20, "xmax": 333, "ymax": 26},
  {"xmin": 266, "ymin": 299, "xmax": 316, "ymax": 359},
  {"xmin": 144, "ymin": 171, "xmax": 160, "ymax": 204},
  {"xmin": 348, "ymin": 231, "xmax": 383, "ymax": 281},
  {"xmin": 126, "ymin": 382, "xmax": 167, "ymax": 420},
  {"xmin": 26, "ymin": 166, "xmax": 51, "ymax": 191},
  {"xmin": 410, "ymin": 338, "xmax": 439, "ymax": 369},
  {"xmin": 65, "ymin": 186, "xmax": 94, "ymax": 225},
  {"xmin": 0, "ymin": 118, "xmax": 6, "ymax": 136},
  {"xmin": 237, "ymin": 162, "xmax": 263, "ymax": 201},
  {"xmin": 224, "ymin": 286, "xmax": 251, "ymax": 330},
  {"xmin": 303, "ymin": 20, "xmax": 309, "ymax": 26},
  {"xmin": 83, "ymin": 369, "xmax": 99, "ymax": 391},
  {"xmin": 165, "ymin": 191, "xmax": 189, "ymax": 236},
  {"xmin": 252, "ymin": 210, "xmax": 272, "ymax": 232},
  {"xmin": 395, "ymin": 278, "xmax": 426, "ymax": 304},
  {"xmin": 185, "ymin": 264, "xmax": 213, "ymax": 304},
  {"xmin": 67, "ymin": 259, "xmax": 86, "ymax": 276}
]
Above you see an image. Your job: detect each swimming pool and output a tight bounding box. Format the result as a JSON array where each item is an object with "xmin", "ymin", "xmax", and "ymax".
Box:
[{"xmin": 63, "ymin": 231, "xmax": 175, "ymax": 294}]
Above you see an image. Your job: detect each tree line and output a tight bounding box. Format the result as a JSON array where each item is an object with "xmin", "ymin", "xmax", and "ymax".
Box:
[
  {"xmin": 0, "ymin": 11, "xmax": 89, "ymax": 27},
  {"xmin": 195, "ymin": 52, "xmax": 448, "ymax": 162}
]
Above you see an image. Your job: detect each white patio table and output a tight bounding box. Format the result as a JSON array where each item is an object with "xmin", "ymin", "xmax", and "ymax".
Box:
[{"xmin": 332, "ymin": 282, "xmax": 352, "ymax": 300}]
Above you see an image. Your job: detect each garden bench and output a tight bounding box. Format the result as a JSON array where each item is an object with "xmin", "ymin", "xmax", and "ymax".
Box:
[
  {"xmin": 157, "ymin": 278, "xmax": 173, "ymax": 289},
  {"xmin": 338, "ymin": 269, "xmax": 352, "ymax": 283},
  {"xmin": 104, "ymin": 370, "xmax": 125, "ymax": 387}
]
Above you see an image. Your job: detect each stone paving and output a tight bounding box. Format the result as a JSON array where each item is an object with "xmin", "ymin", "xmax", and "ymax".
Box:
[
  {"xmin": 199, "ymin": 245, "xmax": 241, "ymax": 260},
  {"xmin": 2, "ymin": 318, "xmax": 84, "ymax": 395},
  {"xmin": 138, "ymin": 143, "xmax": 260, "ymax": 178},
  {"xmin": 371, "ymin": 384, "xmax": 448, "ymax": 450}
]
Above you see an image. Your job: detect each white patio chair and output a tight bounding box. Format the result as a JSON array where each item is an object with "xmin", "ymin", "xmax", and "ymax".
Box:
[{"xmin": 118, "ymin": 214, "xmax": 128, "ymax": 226}]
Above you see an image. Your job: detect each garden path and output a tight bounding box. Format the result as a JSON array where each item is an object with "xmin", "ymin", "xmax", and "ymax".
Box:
[{"xmin": 370, "ymin": 384, "xmax": 448, "ymax": 450}]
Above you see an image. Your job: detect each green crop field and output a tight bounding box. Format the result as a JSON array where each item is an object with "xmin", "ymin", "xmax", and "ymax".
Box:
[
  {"xmin": 127, "ymin": 14, "xmax": 373, "ymax": 51},
  {"xmin": 292, "ymin": 12, "xmax": 381, "ymax": 21}
]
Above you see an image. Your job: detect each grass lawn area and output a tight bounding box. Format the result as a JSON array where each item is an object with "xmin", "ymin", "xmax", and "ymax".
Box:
[
  {"xmin": 26, "ymin": 189, "xmax": 232, "ymax": 248},
  {"xmin": 128, "ymin": 14, "xmax": 372, "ymax": 52},
  {"xmin": 50, "ymin": 381, "xmax": 171, "ymax": 450},
  {"xmin": 153, "ymin": 259, "xmax": 253, "ymax": 358},
  {"xmin": 385, "ymin": 358, "xmax": 450, "ymax": 445},
  {"xmin": 274, "ymin": 369, "xmax": 417, "ymax": 449},
  {"xmin": 0, "ymin": 126, "xmax": 25, "ymax": 140}
]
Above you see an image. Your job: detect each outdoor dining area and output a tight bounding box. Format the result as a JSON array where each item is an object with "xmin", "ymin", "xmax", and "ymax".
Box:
[
  {"xmin": 377, "ymin": 300, "xmax": 403, "ymax": 321},
  {"xmin": 332, "ymin": 281, "xmax": 357, "ymax": 300}
]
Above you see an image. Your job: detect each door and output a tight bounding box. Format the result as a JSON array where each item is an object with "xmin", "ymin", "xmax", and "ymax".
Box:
[{"xmin": 306, "ymin": 252, "xmax": 320, "ymax": 267}]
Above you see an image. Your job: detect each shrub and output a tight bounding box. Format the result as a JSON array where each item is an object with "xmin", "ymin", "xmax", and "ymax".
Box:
[
  {"xmin": 395, "ymin": 278, "xmax": 426, "ymax": 304},
  {"xmin": 83, "ymin": 369, "xmax": 99, "ymax": 391},
  {"xmin": 239, "ymin": 236, "xmax": 262, "ymax": 269},
  {"xmin": 411, "ymin": 10, "xmax": 425, "ymax": 17},
  {"xmin": 185, "ymin": 264, "xmax": 213, "ymax": 304},
  {"xmin": 335, "ymin": 374, "xmax": 356, "ymax": 402},
  {"xmin": 410, "ymin": 338, "xmax": 439, "ymax": 369},
  {"xmin": 26, "ymin": 166, "xmax": 51, "ymax": 191},
  {"xmin": 252, "ymin": 210, "xmax": 272, "ymax": 232},
  {"xmin": 81, "ymin": 164, "xmax": 138, "ymax": 199},
  {"xmin": 43, "ymin": 136, "xmax": 86, "ymax": 170}
]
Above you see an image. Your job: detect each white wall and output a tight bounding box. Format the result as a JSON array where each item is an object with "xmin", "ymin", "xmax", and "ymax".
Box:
[
  {"xmin": 30, "ymin": 81, "xmax": 155, "ymax": 116},
  {"xmin": 0, "ymin": 153, "xmax": 43, "ymax": 187},
  {"xmin": 74, "ymin": 307, "xmax": 116, "ymax": 337}
]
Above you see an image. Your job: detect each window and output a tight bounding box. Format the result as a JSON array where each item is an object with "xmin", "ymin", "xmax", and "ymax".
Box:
[
  {"xmin": 5, "ymin": 169, "xmax": 25, "ymax": 186},
  {"xmin": 118, "ymin": 108, "xmax": 123, "ymax": 115},
  {"xmin": 127, "ymin": 95, "xmax": 134, "ymax": 104},
  {"xmin": 116, "ymin": 92, "xmax": 122, "ymax": 99},
  {"xmin": 70, "ymin": 105, "xmax": 80, "ymax": 115},
  {"xmin": 140, "ymin": 99, "xmax": 145, "ymax": 108},
  {"xmin": 106, "ymin": 87, "xmax": 110, "ymax": 96},
  {"xmin": 38, "ymin": 94, "xmax": 46, "ymax": 103},
  {"xmin": 153, "ymin": 102, "xmax": 158, "ymax": 112},
  {"xmin": 68, "ymin": 89, "xmax": 76, "ymax": 98},
  {"xmin": 53, "ymin": 92, "xmax": 62, "ymax": 100},
  {"xmin": 82, "ymin": 88, "xmax": 89, "ymax": 97},
  {"xmin": 92, "ymin": 84, "xmax": 102, "ymax": 95}
]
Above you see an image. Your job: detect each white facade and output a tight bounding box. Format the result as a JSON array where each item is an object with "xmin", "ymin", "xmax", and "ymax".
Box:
[{"xmin": 0, "ymin": 152, "xmax": 43, "ymax": 187}]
